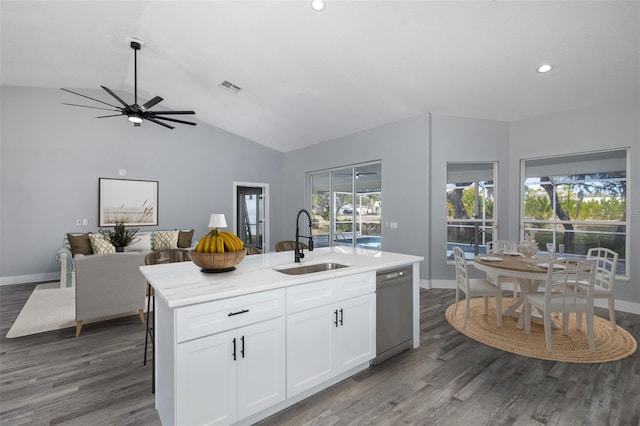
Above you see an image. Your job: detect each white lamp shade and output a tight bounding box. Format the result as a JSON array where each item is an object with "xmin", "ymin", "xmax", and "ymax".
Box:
[{"xmin": 208, "ymin": 213, "xmax": 227, "ymax": 228}]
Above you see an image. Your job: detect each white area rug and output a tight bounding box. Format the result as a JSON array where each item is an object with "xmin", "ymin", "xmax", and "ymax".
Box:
[
  {"xmin": 6, "ymin": 283, "xmax": 75, "ymax": 338},
  {"xmin": 5, "ymin": 283, "xmax": 149, "ymax": 338}
]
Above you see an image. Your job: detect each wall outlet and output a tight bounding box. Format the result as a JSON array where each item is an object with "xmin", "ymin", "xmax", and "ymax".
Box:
[
  {"xmin": 119, "ymin": 169, "xmax": 126, "ymax": 176},
  {"xmin": 390, "ymin": 221, "xmax": 398, "ymax": 229},
  {"xmin": 82, "ymin": 219, "xmax": 88, "ymax": 226}
]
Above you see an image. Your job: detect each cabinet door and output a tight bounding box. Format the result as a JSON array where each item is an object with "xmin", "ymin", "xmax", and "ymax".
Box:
[
  {"xmin": 335, "ymin": 293, "xmax": 376, "ymax": 373},
  {"xmin": 286, "ymin": 305, "xmax": 336, "ymax": 397},
  {"xmin": 176, "ymin": 330, "xmax": 237, "ymax": 426},
  {"xmin": 237, "ymin": 317, "xmax": 286, "ymax": 419}
]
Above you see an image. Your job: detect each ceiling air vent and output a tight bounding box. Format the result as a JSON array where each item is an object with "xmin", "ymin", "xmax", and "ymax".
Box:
[{"xmin": 219, "ymin": 80, "xmax": 242, "ymax": 94}]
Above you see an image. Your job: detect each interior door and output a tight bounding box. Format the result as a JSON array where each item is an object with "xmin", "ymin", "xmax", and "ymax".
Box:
[{"xmin": 236, "ymin": 186, "xmax": 264, "ymax": 250}]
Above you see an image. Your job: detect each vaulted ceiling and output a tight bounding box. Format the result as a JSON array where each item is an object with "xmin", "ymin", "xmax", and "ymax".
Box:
[{"xmin": 2, "ymin": 1, "xmax": 638, "ymax": 152}]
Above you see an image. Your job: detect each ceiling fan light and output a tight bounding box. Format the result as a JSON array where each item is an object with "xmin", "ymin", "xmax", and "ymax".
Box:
[{"xmin": 128, "ymin": 115, "xmax": 143, "ymax": 124}]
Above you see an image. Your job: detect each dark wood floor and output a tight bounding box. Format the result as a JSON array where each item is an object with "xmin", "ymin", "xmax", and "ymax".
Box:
[{"xmin": 1, "ymin": 283, "xmax": 638, "ymax": 426}]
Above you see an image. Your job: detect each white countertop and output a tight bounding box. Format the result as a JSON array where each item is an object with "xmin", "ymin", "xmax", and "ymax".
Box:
[{"xmin": 140, "ymin": 246, "xmax": 423, "ymax": 308}]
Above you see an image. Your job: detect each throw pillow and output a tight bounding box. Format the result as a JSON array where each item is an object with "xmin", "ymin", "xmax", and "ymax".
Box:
[
  {"xmin": 125, "ymin": 233, "xmax": 152, "ymax": 252},
  {"xmin": 67, "ymin": 233, "xmax": 93, "ymax": 257},
  {"xmin": 89, "ymin": 233, "xmax": 116, "ymax": 254},
  {"xmin": 154, "ymin": 230, "xmax": 179, "ymax": 250},
  {"xmin": 177, "ymin": 229, "xmax": 194, "ymax": 248}
]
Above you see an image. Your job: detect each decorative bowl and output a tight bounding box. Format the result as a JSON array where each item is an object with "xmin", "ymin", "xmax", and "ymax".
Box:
[{"xmin": 189, "ymin": 249, "xmax": 246, "ymax": 273}]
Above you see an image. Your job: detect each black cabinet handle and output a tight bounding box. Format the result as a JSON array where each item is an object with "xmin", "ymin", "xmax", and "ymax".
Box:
[
  {"xmin": 241, "ymin": 336, "xmax": 245, "ymax": 358},
  {"xmin": 339, "ymin": 308, "xmax": 344, "ymax": 326},
  {"xmin": 228, "ymin": 309, "xmax": 249, "ymax": 317},
  {"xmin": 334, "ymin": 309, "xmax": 339, "ymax": 327},
  {"xmin": 232, "ymin": 337, "xmax": 237, "ymax": 361}
]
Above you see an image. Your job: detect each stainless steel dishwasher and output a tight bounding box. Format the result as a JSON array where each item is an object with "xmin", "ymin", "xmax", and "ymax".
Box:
[{"xmin": 372, "ymin": 265, "xmax": 413, "ymax": 365}]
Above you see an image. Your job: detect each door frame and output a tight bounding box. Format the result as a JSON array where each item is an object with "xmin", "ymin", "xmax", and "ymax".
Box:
[{"xmin": 233, "ymin": 182, "xmax": 270, "ymax": 252}]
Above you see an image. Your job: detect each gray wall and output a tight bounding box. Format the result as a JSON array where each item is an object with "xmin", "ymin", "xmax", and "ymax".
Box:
[
  {"xmin": 0, "ymin": 86, "xmax": 283, "ymax": 284},
  {"xmin": 280, "ymin": 114, "xmax": 431, "ymax": 279},
  {"xmin": 509, "ymin": 96, "xmax": 639, "ymax": 306}
]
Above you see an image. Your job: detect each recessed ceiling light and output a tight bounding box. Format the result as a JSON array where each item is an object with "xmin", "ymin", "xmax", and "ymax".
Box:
[
  {"xmin": 537, "ymin": 64, "xmax": 553, "ymax": 73},
  {"xmin": 311, "ymin": 0, "xmax": 325, "ymax": 12}
]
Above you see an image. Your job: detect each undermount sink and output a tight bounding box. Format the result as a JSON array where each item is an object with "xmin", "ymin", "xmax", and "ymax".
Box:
[{"xmin": 275, "ymin": 262, "xmax": 349, "ymax": 275}]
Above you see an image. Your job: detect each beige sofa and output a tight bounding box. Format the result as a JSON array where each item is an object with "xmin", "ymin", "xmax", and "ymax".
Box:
[{"xmin": 74, "ymin": 252, "xmax": 147, "ymax": 337}]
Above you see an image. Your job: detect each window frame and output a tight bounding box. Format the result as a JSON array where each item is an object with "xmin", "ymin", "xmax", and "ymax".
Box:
[
  {"xmin": 519, "ymin": 149, "xmax": 629, "ymax": 279},
  {"xmin": 446, "ymin": 161, "xmax": 498, "ymax": 264}
]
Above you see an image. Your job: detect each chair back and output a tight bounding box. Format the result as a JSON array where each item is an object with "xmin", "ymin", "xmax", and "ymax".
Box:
[
  {"xmin": 245, "ymin": 244, "xmax": 263, "ymax": 255},
  {"xmin": 586, "ymin": 247, "xmax": 618, "ymax": 293},
  {"xmin": 544, "ymin": 259, "xmax": 596, "ymax": 310},
  {"xmin": 145, "ymin": 248, "xmax": 191, "ymax": 266},
  {"xmin": 275, "ymin": 240, "xmax": 308, "ymax": 252},
  {"xmin": 452, "ymin": 246, "xmax": 470, "ymax": 293},
  {"xmin": 486, "ymin": 240, "xmax": 511, "ymax": 255}
]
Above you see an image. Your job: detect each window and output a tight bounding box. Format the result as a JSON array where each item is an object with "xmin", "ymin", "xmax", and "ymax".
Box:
[
  {"xmin": 521, "ymin": 149, "xmax": 628, "ymax": 277},
  {"xmin": 446, "ymin": 162, "xmax": 497, "ymax": 261},
  {"xmin": 309, "ymin": 162, "xmax": 381, "ymax": 250}
]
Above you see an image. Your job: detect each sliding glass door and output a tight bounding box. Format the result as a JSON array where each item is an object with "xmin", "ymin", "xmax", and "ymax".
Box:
[{"xmin": 309, "ymin": 162, "xmax": 381, "ymax": 250}]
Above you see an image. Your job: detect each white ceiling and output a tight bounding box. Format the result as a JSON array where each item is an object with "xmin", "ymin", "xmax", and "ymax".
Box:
[{"xmin": 2, "ymin": 1, "xmax": 638, "ymax": 152}]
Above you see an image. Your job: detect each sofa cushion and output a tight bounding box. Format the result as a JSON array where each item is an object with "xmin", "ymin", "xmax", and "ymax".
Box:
[
  {"xmin": 154, "ymin": 230, "xmax": 179, "ymax": 250},
  {"xmin": 67, "ymin": 233, "xmax": 93, "ymax": 257},
  {"xmin": 125, "ymin": 233, "xmax": 152, "ymax": 252},
  {"xmin": 177, "ymin": 229, "xmax": 194, "ymax": 248},
  {"xmin": 89, "ymin": 233, "xmax": 116, "ymax": 254}
]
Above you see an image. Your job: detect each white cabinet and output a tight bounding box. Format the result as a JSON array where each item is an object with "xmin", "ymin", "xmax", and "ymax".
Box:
[
  {"xmin": 286, "ymin": 272, "xmax": 376, "ymax": 397},
  {"xmin": 171, "ymin": 289, "xmax": 286, "ymax": 426}
]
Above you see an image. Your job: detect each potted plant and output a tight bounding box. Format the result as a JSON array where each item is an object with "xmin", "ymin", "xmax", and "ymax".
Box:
[{"xmin": 100, "ymin": 220, "xmax": 139, "ymax": 252}]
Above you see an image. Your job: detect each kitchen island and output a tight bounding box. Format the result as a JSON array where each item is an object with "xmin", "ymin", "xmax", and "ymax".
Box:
[{"xmin": 141, "ymin": 246, "xmax": 423, "ymax": 426}]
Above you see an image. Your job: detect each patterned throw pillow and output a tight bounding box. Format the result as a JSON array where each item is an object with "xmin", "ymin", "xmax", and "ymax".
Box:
[
  {"xmin": 154, "ymin": 230, "xmax": 179, "ymax": 250},
  {"xmin": 88, "ymin": 233, "xmax": 116, "ymax": 254}
]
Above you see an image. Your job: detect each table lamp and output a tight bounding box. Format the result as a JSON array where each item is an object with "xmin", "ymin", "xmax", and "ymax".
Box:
[{"xmin": 208, "ymin": 213, "xmax": 227, "ymax": 230}]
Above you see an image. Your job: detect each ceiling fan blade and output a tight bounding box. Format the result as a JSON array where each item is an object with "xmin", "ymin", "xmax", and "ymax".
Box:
[
  {"xmin": 150, "ymin": 116, "xmax": 197, "ymax": 126},
  {"xmin": 147, "ymin": 110, "xmax": 196, "ymax": 115},
  {"xmin": 95, "ymin": 114, "xmax": 125, "ymax": 118},
  {"xmin": 100, "ymin": 85, "xmax": 131, "ymax": 108},
  {"xmin": 142, "ymin": 96, "xmax": 163, "ymax": 110},
  {"xmin": 62, "ymin": 102, "xmax": 122, "ymax": 112},
  {"xmin": 145, "ymin": 117, "xmax": 175, "ymax": 129},
  {"xmin": 61, "ymin": 88, "xmax": 122, "ymax": 109}
]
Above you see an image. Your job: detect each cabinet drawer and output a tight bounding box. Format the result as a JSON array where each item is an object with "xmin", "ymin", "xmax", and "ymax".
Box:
[
  {"xmin": 286, "ymin": 272, "xmax": 375, "ymax": 314},
  {"xmin": 286, "ymin": 279, "xmax": 338, "ymax": 314},
  {"xmin": 176, "ymin": 289, "xmax": 285, "ymax": 342},
  {"xmin": 336, "ymin": 272, "xmax": 375, "ymax": 301}
]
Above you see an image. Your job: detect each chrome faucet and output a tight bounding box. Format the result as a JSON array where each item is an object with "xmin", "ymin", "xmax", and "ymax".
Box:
[{"xmin": 295, "ymin": 208, "xmax": 314, "ymax": 263}]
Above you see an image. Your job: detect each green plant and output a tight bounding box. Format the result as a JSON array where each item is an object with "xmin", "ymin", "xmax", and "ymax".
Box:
[{"xmin": 100, "ymin": 221, "xmax": 139, "ymax": 248}]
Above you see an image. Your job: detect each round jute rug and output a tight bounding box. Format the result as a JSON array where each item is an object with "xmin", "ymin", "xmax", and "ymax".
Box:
[{"xmin": 445, "ymin": 297, "xmax": 637, "ymax": 363}]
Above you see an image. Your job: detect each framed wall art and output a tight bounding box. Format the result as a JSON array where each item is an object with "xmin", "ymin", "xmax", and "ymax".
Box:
[{"xmin": 99, "ymin": 178, "xmax": 158, "ymax": 226}]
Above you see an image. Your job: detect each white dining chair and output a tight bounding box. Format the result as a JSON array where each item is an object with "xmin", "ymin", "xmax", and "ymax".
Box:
[
  {"xmin": 453, "ymin": 246, "xmax": 502, "ymax": 327},
  {"xmin": 576, "ymin": 247, "xmax": 619, "ymax": 330},
  {"xmin": 486, "ymin": 240, "xmax": 519, "ymax": 299},
  {"xmin": 523, "ymin": 259, "xmax": 596, "ymax": 352}
]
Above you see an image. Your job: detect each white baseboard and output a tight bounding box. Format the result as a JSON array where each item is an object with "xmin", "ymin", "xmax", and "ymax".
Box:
[
  {"xmin": 0, "ymin": 272, "xmax": 59, "ymax": 286},
  {"xmin": 427, "ymin": 279, "xmax": 640, "ymax": 315}
]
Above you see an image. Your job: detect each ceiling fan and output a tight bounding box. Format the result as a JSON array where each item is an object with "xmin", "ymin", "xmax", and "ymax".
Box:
[{"xmin": 61, "ymin": 39, "xmax": 196, "ymax": 129}]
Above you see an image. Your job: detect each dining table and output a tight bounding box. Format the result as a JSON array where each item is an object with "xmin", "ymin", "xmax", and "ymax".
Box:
[{"xmin": 473, "ymin": 253, "xmax": 560, "ymax": 328}]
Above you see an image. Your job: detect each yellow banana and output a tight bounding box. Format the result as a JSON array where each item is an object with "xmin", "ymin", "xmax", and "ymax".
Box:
[
  {"xmin": 219, "ymin": 233, "xmax": 231, "ymax": 251},
  {"xmin": 196, "ymin": 236, "xmax": 206, "ymax": 253},
  {"xmin": 216, "ymin": 236, "xmax": 225, "ymax": 253},
  {"xmin": 203, "ymin": 236, "xmax": 212, "ymax": 253},
  {"xmin": 222, "ymin": 231, "xmax": 244, "ymax": 251}
]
